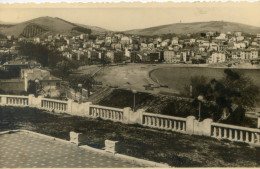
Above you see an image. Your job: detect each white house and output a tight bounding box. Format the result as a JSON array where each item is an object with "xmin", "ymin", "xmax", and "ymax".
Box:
[{"xmin": 208, "ymin": 52, "xmax": 226, "ymax": 63}]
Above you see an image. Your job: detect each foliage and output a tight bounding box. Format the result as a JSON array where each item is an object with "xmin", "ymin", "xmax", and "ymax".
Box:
[
  {"xmin": 19, "ymin": 42, "xmax": 49, "ymax": 67},
  {"xmin": 51, "ymin": 60, "xmax": 77, "ymax": 79},
  {"xmin": 183, "ymin": 69, "xmax": 259, "ymax": 124},
  {"xmin": 27, "ymin": 80, "xmax": 37, "ymax": 95},
  {"xmin": 182, "ymin": 75, "xmax": 208, "ymax": 97},
  {"xmin": 72, "ymin": 26, "xmax": 91, "ymax": 34},
  {"xmin": 67, "ymin": 74, "xmax": 95, "ymax": 97}
]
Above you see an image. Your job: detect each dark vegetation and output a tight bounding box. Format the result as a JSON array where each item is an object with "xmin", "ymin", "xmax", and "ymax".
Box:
[
  {"xmin": 97, "ymin": 88, "xmax": 257, "ymax": 128},
  {"xmin": 19, "ymin": 42, "xmax": 79, "ymax": 78},
  {"xmin": 72, "ymin": 26, "xmax": 92, "ymax": 34},
  {"xmin": 0, "ymin": 106, "xmax": 259, "ymax": 167},
  {"xmin": 182, "ymin": 69, "xmax": 259, "ymax": 126},
  {"xmin": 66, "ymin": 74, "xmax": 95, "ymax": 97}
]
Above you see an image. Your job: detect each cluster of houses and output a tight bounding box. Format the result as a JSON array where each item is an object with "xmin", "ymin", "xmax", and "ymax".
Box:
[{"xmin": 1, "ymin": 31, "xmax": 260, "ymax": 65}]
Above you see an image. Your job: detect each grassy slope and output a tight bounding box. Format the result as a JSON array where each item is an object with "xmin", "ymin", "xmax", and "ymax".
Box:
[
  {"xmin": 0, "ymin": 106, "xmax": 259, "ymax": 167},
  {"xmin": 0, "ymin": 17, "xmax": 75, "ymax": 37},
  {"xmin": 0, "ymin": 16, "xmax": 108, "ymax": 37},
  {"xmin": 125, "ymin": 21, "xmax": 260, "ymax": 35}
]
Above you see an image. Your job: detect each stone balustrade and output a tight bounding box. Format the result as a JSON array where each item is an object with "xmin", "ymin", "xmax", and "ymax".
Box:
[
  {"xmin": 211, "ymin": 122, "xmax": 260, "ymax": 145},
  {"xmin": 0, "ymin": 95, "xmax": 29, "ymax": 106},
  {"xmin": 89, "ymin": 105, "xmax": 124, "ymax": 122},
  {"xmin": 41, "ymin": 99, "xmax": 68, "ymax": 112},
  {"xmin": 142, "ymin": 112, "xmax": 186, "ymax": 132},
  {"xmin": 1, "ymin": 94, "xmax": 260, "ymax": 146}
]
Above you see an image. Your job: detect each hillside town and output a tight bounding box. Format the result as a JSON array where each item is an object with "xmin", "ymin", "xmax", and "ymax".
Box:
[
  {"xmin": 0, "ymin": 3, "xmax": 260, "ymax": 168},
  {"xmin": 1, "ymin": 31, "xmax": 260, "ymax": 68}
]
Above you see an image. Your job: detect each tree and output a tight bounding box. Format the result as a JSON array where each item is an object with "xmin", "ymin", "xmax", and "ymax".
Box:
[
  {"xmin": 182, "ymin": 75, "xmax": 208, "ymax": 97},
  {"xmin": 220, "ymin": 69, "xmax": 259, "ymax": 110},
  {"xmin": 67, "ymin": 75, "xmax": 95, "ymax": 97},
  {"xmin": 184, "ymin": 69, "xmax": 259, "ymax": 125},
  {"xmin": 27, "ymin": 80, "xmax": 37, "ymax": 96}
]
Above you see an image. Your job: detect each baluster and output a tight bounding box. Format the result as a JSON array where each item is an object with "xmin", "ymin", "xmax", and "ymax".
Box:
[
  {"xmin": 224, "ymin": 128, "xmax": 227, "ymax": 138},
  {"xmin": 150, "ymin": 117, "xmax": 153, "ymax": 126},
  {"xmin": 92, "ymin": 108, "xmax": 96, "ymax": 116},
  {"xmin": 150, "ymin": 116, "xmax": 153, "ymax": 126},
  {"xmin": 251, "ymin": 133, "xmax": 255, "ymax": 143},
  {"xmin": 105, "ymin": 110, "xmax": 108, "ymax": 119},
  {"xmin": 112, "ymin": 111, "xmax": 115, "ymax": 120},
  {"xmin": 234, "ymin": 130, "xmax": 238, "ymax": 140},
  {"xmin": 169, "ymin": 120, "xmax": 172, "ymax": 129},
  {"xmin": 240, "ymin": 131, "xmax": 243, "ymax": 141},
  {"xmin": 109, "ymin": 110, "xmax": 112, "ymax": 118},
  {"xmin": 160, "ymin": 118, "xmax": 164, "ymax": 128},
  {"xmin": 178, "ymin": 121, "xmax": 181, "ymax": 130},
  {"xmin": 155, "ymin": 118, "xmax": 159, "ymax": 127},
  {"xmin": 115, "ymin": 111, "xmax": 119, "ymax": 120},
  {"xmin": 183, "ymin": 122, "xmax": 186, "ymax": 131},
  {"xmin": 217, "ymin": 127, "xmax": 222, "ymax": 138},
  {"xmin": 100, "ymin": 109, "xmax": 103, "ymax": 118},
  {"xmin": 213, "ymin": 127, "xmax": 217, "ymax": 137},
  {"xmin": 165, "ymin": 119, "xmax": 168, "ymax": 129},
  {"xmin": 144, "ymin": 116, "xmax": 148, "ymax": 125},
  {"xmin": 173, "ymin": 120, "xmax": 177, "ymax": 130},
  {"xmin": 245, "ymin": 132, "xmax": 249, "ymax": 142},
  {"xmin": 118, "ymin": 112, "xmax": 121, "ymax": 120},
  {"xmin": 229, "ymin": 129, "xmax": 233, "ymax": 140}
]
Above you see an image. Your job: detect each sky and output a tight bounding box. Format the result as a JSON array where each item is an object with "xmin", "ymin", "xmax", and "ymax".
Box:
[{"xmin": 1, "ymin": 3, "xmax": 260, "ymax": 31}]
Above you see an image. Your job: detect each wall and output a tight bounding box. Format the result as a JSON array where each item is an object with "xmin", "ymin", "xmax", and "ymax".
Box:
[{"xmin": 0, "ymin": 94, "xmax": 259, "ymax": 145}]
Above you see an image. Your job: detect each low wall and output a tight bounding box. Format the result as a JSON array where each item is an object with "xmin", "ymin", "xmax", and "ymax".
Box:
[{"xmin": 0, "ymin": 94, "xmax": 259, "ymax": 145}]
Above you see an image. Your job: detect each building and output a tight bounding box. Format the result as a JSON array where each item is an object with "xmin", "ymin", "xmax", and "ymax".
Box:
[
  {"xmin": 21, "ymin": 68, "xmax": 62, "ymax": 95},
  {"xmin": 208, "ymin": 52, "xmax": 226, "ymax": 63},
  {"xmin": 164, "ymin": 50, "xmax": 175, "ymax": 63},
  {"xmin": 3, "ymin": 60, "xmax": 41, "ymax": 71}
]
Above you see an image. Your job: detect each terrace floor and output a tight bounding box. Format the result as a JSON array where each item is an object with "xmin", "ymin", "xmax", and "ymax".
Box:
[{"xmin": 0, "ymin": 130, "xmax": 148, "ymax": 168}]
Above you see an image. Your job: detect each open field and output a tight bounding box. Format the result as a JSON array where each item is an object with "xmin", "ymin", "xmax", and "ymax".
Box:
[
  {"xmin": 0, "ymin": 106, "xmax": 259, "ymax": 167},
  {"xmin": 93, "ymin": 63, "xmax": 260, "ymax": 93},
  {"xmin": 93, "ymin": 64, "xmax": 260, "ymax": 106}
]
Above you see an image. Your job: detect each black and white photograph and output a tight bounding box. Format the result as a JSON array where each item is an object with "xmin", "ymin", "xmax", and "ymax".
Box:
[{"xmin": 0, "ymin": 2, "xmax": 259, "ymax": 168}]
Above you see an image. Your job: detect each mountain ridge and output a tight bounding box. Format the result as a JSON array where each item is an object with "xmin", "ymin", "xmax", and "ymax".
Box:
[
  {"xmin": 1, "ymin": 17, "xmax": 260, "ymax": 37},
  {"xmin": 124, "ymin": 21, "xmax": 260, "ymax": 35},
  {"xmin": 0, "ymin": 16, "xmax": 109, "ymax": 38}
]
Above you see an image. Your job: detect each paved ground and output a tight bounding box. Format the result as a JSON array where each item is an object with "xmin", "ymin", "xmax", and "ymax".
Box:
[{"xmin": 0, "ymin": 131, "xmax": 147, "ymax": 168}]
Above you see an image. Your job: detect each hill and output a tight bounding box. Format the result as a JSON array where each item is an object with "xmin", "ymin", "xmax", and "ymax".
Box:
[
  {"xmin": 0, "ymin": 16, "xmax": 108, "ymax": 38},
  {"xmin": 124, "ymin": 21, "xmax": 260, "ymax": 36}
]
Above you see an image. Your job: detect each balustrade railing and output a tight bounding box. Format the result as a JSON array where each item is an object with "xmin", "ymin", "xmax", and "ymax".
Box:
[
  {"xmin": 89, "ymin": 105, "xmax": 124, "ymax": 122},
  {"xmin": 211, "ymin": 123, "xmax": 260, "ymax": 145},
  {"xmin": 5, "ymin": 96, "xmax": 29, "ymax": 106},
  {"xmin": 41, "ymin": 99, "xmax": 68, "ymax": 112},
  {"xmin": 142, "ymin": 112, "xmax": 186, "ymax": 132}
]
